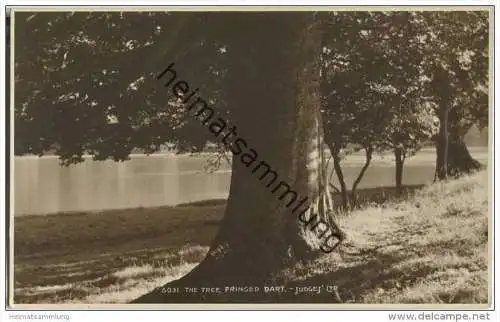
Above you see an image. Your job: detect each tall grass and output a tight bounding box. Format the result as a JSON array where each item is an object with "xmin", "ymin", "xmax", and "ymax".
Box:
[{"xmin": 290, "ymin": 170, "xmax": 489, "ymax": 304}]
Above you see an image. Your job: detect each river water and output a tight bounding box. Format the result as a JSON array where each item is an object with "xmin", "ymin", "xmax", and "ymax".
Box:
[{"xmin": 13, "ymin": 148, "xmax": 488, "ymax": 216}]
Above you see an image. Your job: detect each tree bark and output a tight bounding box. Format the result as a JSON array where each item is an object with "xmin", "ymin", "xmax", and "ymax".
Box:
[
  {"xmin": 435, "ymin": 107, "xmax": 483, "ymax": 180},
  {"xmin": 431, "ymin": 67, "xmax": 482, "ymax": 181},
  {"xmin": 133, "ymin": 13, "xmax": 341, "ymax": 303},
  {"xmin": 435, "ymin": 126, "xmax": 483, "ymax": 179},
  {"xmin": 432, "ymin": 66, "xmax": 451, "ymax": 181},
  {"xmin": 435, "ymin": 104, "xmax": 450, "ymax": 181},
  {"xmin": 394, "ymin": 147, "xmax": 405, "ymax": 193}
]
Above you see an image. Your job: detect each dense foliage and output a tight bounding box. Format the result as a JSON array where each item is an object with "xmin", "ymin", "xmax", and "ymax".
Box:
[{"xmin": 14, "ymin": 11, "xmax": 488, "ymax": 181}]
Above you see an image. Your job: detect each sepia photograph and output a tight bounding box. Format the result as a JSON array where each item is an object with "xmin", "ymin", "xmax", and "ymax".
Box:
[{"xmin": 7, "ymin": 6, "xmax": 493, "ymax": 309}]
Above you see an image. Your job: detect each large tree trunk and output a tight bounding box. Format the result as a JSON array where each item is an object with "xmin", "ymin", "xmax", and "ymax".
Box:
[
  {"xmin": 133, "ymin": 13, "xmax": 343, "ymax": 303},
  {"xmin": 435, "ymin": 126, "xmax": 483, "ymax": 179},
  {"xmin": 435, "ymin": 108, "xmax": 483, "ymax": 180},
  {"xmin": 432, "ymin": 67, "xmax": 483, "ymax": 181}
]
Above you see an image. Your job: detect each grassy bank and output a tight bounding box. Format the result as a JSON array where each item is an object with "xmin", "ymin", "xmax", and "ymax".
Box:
[
  {"xmin": 14, "ymin": 171, "xmax": 489, "ymax": 304},
  {"xmin": 287, "ymin": 170, "xmax": 489, "ymax": 304}
]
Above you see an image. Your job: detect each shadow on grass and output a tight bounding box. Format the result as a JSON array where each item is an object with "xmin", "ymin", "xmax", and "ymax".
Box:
[
  {"xmin": 15, "ymin": 184, "xmax": 431, "ymax": 304},
  {"xmin": 331, "ymin": 184, "xmax": 425, "ymax": 212},
  {"xmin": 14, "ymin": 185, "xmax": 422, "ymax": 261},
  {"xmin": 176, "ymin": 185, "xmax": 425, "ymax": 210},
  {"xmin": 127, "ymin": 251, "xmax": 412, "ymax": 304},
  {"xmin": 176, "ymin": 199, "xmax": 227, "ymax": 207},
  {"xmin": 150, "ymin": 235, "xmax": 467, "ymax": 304}
]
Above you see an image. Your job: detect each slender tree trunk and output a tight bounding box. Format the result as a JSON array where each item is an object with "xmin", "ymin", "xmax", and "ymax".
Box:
[
  {"xmin": 433, "ymin": 66, "xmax": 450, "ymax": 181},
  {"xmin": 133, "ymin": 13, "xmax": 341, "ymax": 303},
  {"xmin": 394, "ymin": 147, "xmax": 405, "ymax": 193},
  {"xmin": 435, "ymin": 105, "xmax": 449, "ymax": 181},
  {"xmin": 350, "ymin": 146, "xmax": 373, "ymax": 206},
  {"xmin": 326, "ymin": 141, "xmax": 348, "ymax": 211}
]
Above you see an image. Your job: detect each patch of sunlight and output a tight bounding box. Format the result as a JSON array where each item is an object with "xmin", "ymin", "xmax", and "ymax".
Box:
[
  {"xmin": 41, "ymin": 270, "xmax": 97, "ymax": 279},
  {"xmin": 16, "ymin": 283, "xmax": 73, "ymax": 295},
  {"xmin": 339, "ymin": 170, "xmax": 489, "ymax": 305},
  {"xmin": 42, "ymin": 259, "xmax": 103, "ymax": 269},
  {"xmin": 378, "ymin": 244, "xmax": 405, "ymax": 255},
  {"xmin": 15, "ymin": 276, "xmax": 104, "ymax": 297},
  {"xmin": 362, "ymin": 268, "xmax": 487, "ymax": 304},
  {"xmin": 112, "ymin": 264, "xmax": 155, "ymax": 279},
  {"xmin": 394, "ymin": 269, "xmax": 487, "ymax": 304},
  {"xmin": 395, "ymin": 253, "xmax": 461, "ymax": 270},
  {"xmin": 73, "ymin": 262, "xmax": 197, "ymax": 304}
]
